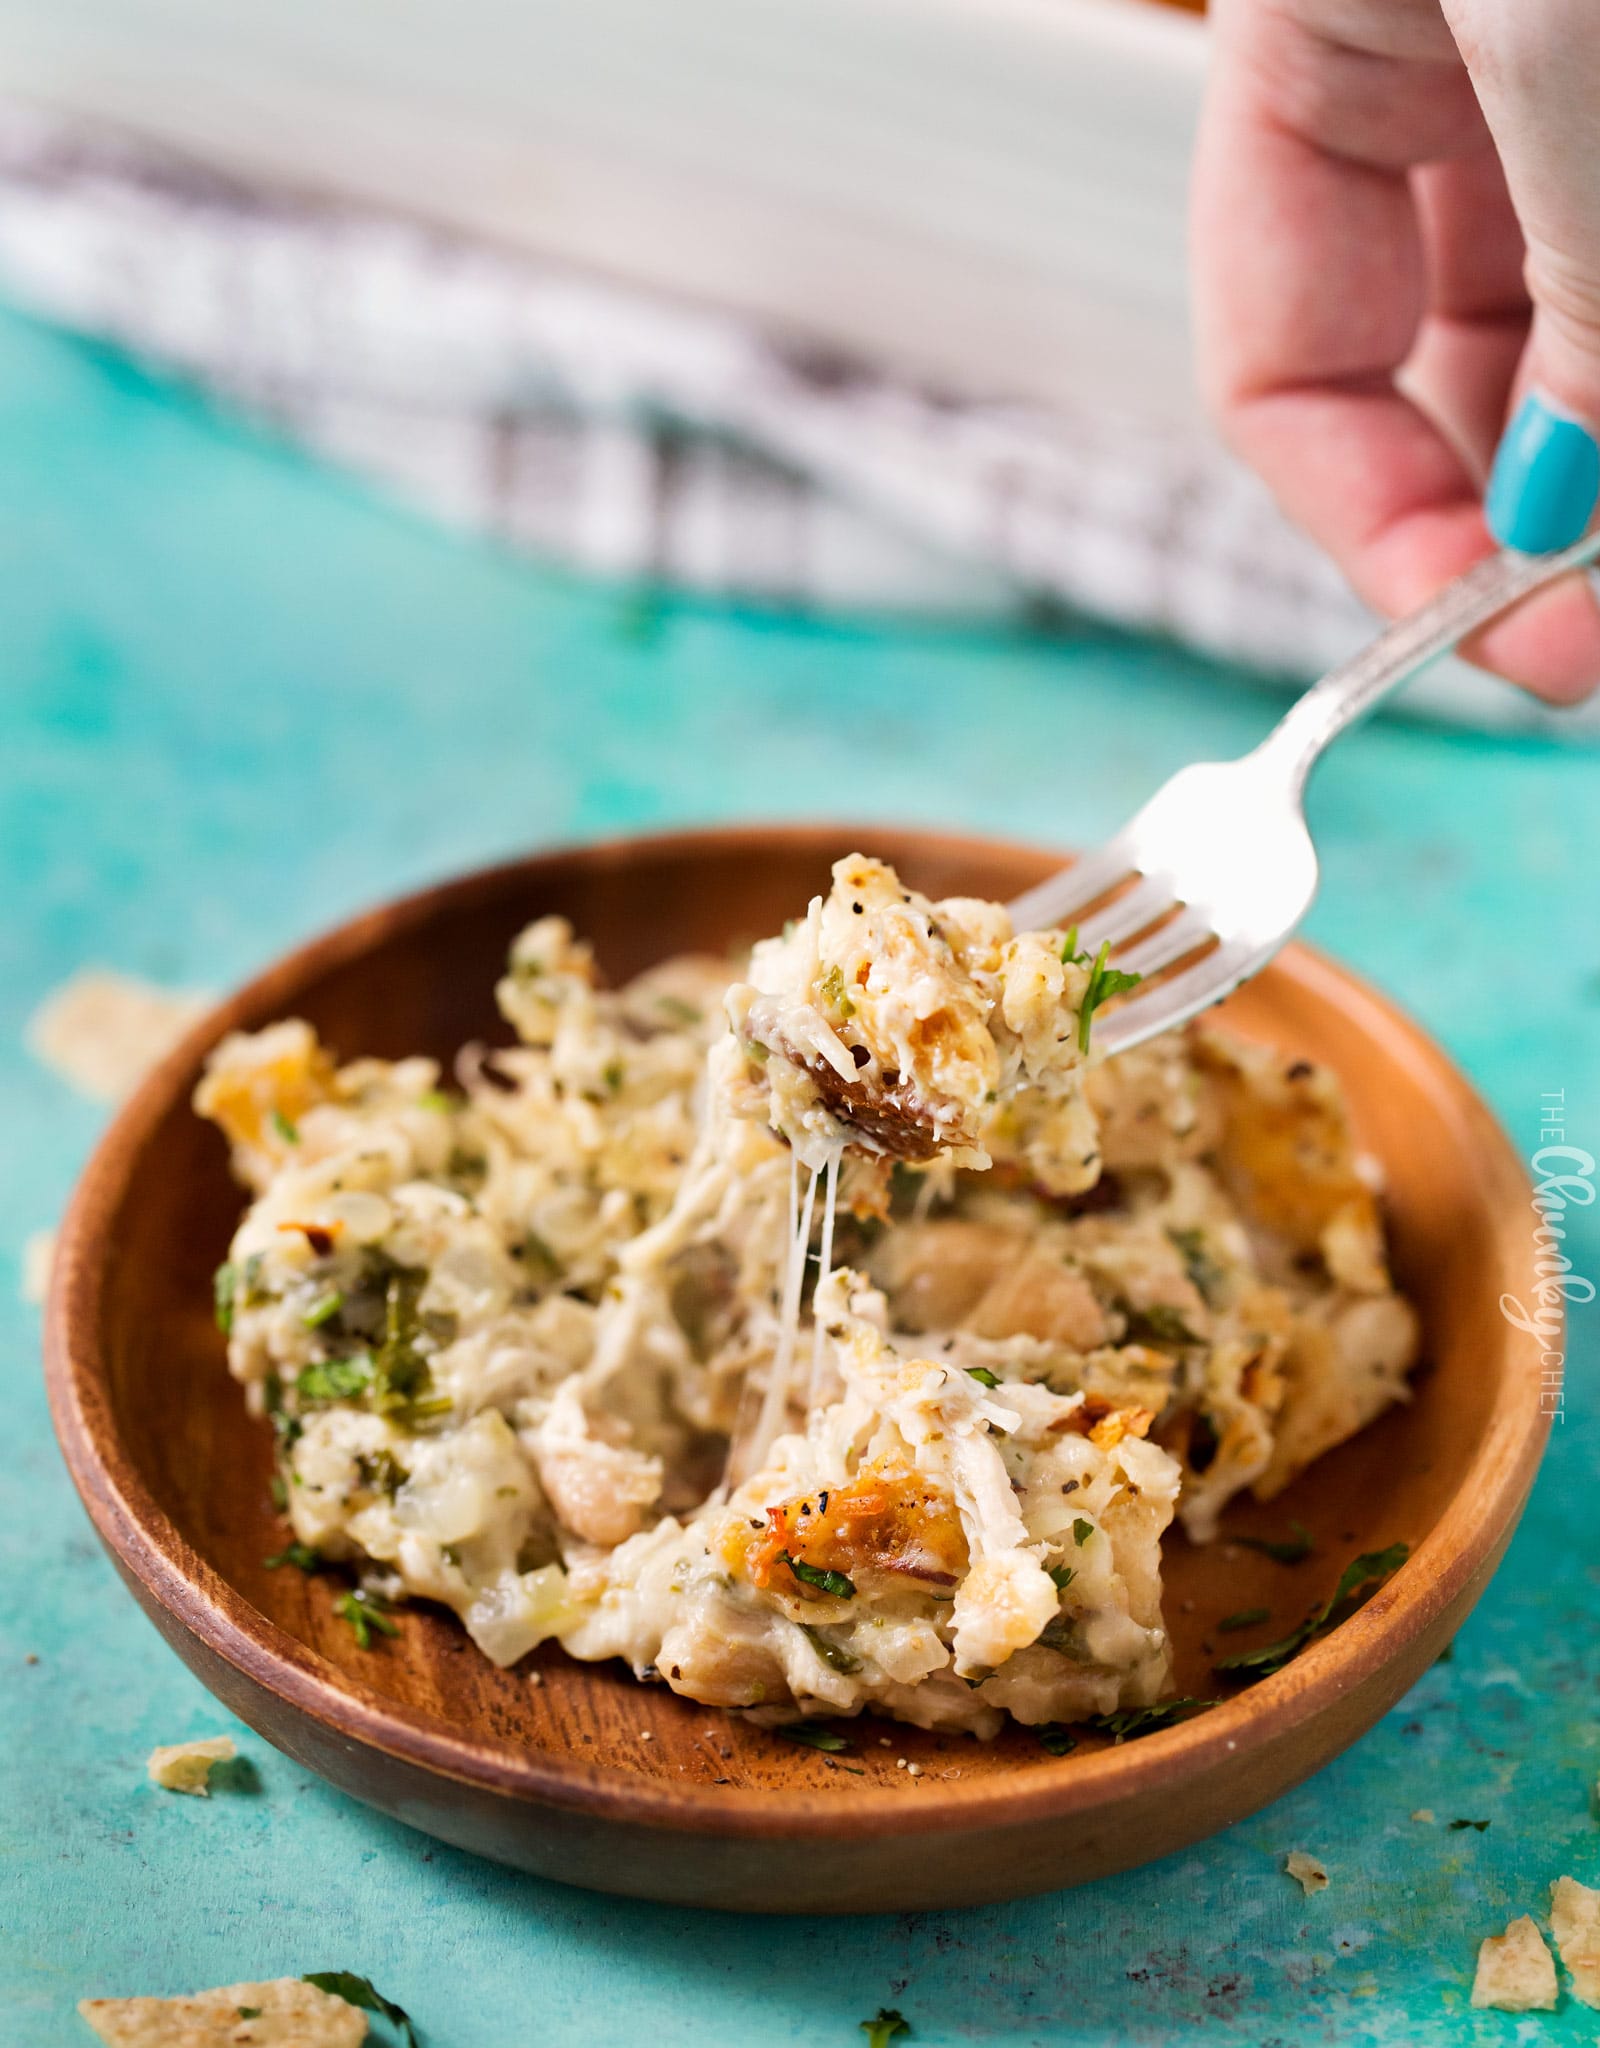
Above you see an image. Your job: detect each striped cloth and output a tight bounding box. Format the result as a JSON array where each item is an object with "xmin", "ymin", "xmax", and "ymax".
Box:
[{"xmin": 0, "ymin": 102, "xmax": 1586, "ymax": 732}]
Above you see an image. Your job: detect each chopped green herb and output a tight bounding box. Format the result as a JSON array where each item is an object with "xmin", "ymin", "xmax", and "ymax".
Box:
[
  {"xmin": 602, "ymin": 1059, "xmax": 624, "ymax": 1094},
  {"xmin": 302, "ymin": 1290, "xmax": 344, "ymax": 1330},
  {"xmin": 801, "ymin": 1624, "xmax": 862, "ymax": 1675},
  {"xmin": 1077, "ymin": 940, "xmax": 1142, "ymax": 1053},
  {"xmin": 964, "ymin": 1365, "xmax": 1000, "ymax": 1389},
  {"xmin": 270, "ymin": 1107, "xmax": 299, "ymax": 1144},
  {"xmin": 780, "ymin": 1552, "xmax": 857, "ymax": 1600},
  {"xmin": 263, "ymin": 1542, "xmax": 323, "ymax": 1573},
  {"xmin": 655, "ymin": 995, "xmax": 703, "ymax": 1026},
  {"xmin": 334, "ymin": 1589, "xmax": 402, "ymax": 1650},
  {"xmin": 295, "ymin": 1356, "xmax": 374, "ymax": 1405},
  {"xmin": 213, "ymin": 1262, "xmax": 237, "ymax": 1336},
  {"xmin": 354, "ymin": 1448, "xmax": 407, "ymax": 1497},
  {"xmin": 819, "ymin": 964, "xmax": 856, "ymax": 1018},
  {"xmin": 302, "ymin": 1973, "xmax": 417, "ymax": 2046},
  {"xmin": 778, "ymin": 1724, "xmax": 852, "ymax": 1753},
  {"xmin": 1073, "ymin": 1518, "xmax": 1095, "ymax": 1547},
  {"xmin": 1037, "ymin": 1724, "xmax": 1078, "ymax": 1756},
  {"xmin": 1167, "ymin": 1226, "xmax": 1226, "ymax": 1305},
  {"xmin": 861, "ymin": 2009, "xmax": 909, "ymax": 2048},
  {"xmin": 1059, "ymin": 924, "xmax": 1083, "ymax": 966},
  {"xmin": 1448, "ymin": 1818, "xmax": 1491, "ymax": 1832},
  {"xmin": 1237, "ymin": 1520, "xmax": 1315, "ymax": 1565},
  {"xmin": 236, "ymin": 2010, "xmax": 261, "ymax": 2021},
  {"xmin": 1217, "ymin": 1607, "xmax": 1271, "ymax": 1633},
  {"xmin": 1215, "ymin": 1542, "xmax": 1409, "ymax": 1679},
  {"xmin": 263, "ymin": 1372, "xmax": 302, "ymax": 1452},
  {"xmin": 1091, "ymin": 1697, "xmax": 1217, "ymax": 1741},
  {"xmin": 1120, "ymin": 1301, "xmax": 1200, "ymax": 1347},
  {"xmin": 445, "ymin": 1143, "xmax": 486, "ymax": 1183},
  {"xmin": 415, "ymin": 1089, "xmax": 452, "ymax": 1112},
  {"xmin": 514, "ymin": 1230, "xmax": 562, "ymax": 1287},
  {"xmin": 268, "ymin": 1473, "xmax": 287, "ymax": 1512},
  {"xmin": 1046, "ymin": 1564, "xmax": 1076, "ymax": 1591}
]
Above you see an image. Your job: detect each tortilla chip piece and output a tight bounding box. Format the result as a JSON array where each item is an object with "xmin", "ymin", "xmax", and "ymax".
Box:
[
  {"xmin": 1551, "ymin": 1875, "xmax": 1600, "ymax": 2008},
  {"xmin": 1471, "ymin": 1915, "xmax": 1558, "ymax": 2011},
  {"xmin": 28, "ymin": 970, "xmax": 208, "ymax": 1103},
  {"xmin": 1285, "ymin": 1851, "xmax": 1328, "ymax": 1894},
  {"xmin": 146, "ymin": 1737, "xmax": 237, "ymax": 1796},
  {"xmin": 78, "ymin": 1978, "xmax": 366, "ymax": 2045}
]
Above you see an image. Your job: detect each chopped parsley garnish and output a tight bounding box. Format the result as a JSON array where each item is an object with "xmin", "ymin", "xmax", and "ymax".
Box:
[
  {"xmin": 1037, "ymin": 1724, "xmax": 1078, "ymax": 1756},
  {"xmin": 1046, "ymin": 1564, "xmax": 1076, "ymax": 1591},
  {"xmin": 213, "ymin": 1261, "xmax": 236, "ymax": 1336},
  {"xmin": 1167, "ymin": 1226, "xmax": 1225, "ymax": 1305},
  {"xmin": 1072, "ymin": 1518, "xmax": 1095, "ymax": 1547},
  {"xmin": 861, "ymin": 2009, "xmax": 909, "ymax": 2048},
  {"xmin": 264, "ymin": 1542, "xmax": 323, "ymax": 1573},
  {"xmin": 334, "ymin": 1589, "xmax": 402, "ymax": 1650},
  {"xmin": 1119, "ymin": 1300, "xmax": 1200, "ymax": 1347},
  {"xmin": 302, "ymin": 1974, "xmax": 417, "ymax": 2046},
  {"xmin": 964, "ymin": 1365, "xmax": 1000, "ymax": 1389},
  {"xmin": 655, "ymin": 995, "xmax": 702, "ymax": 1026},
  {"xmin": 268, "ymin": 1474, "xmax": 287, "ymax": 1511},
  {"xmin": 354, "ymin": 1448, "xmax": 407, "ymax": 1497},
  {"xmin": 602, "ymin": 1059, "xmax": 624, "ymax": 1094},
  {"xmin": 1237, "ymin": 1520, "xmax": 1315, "ymax": 1565},
  {"xmin": 801, "ymin": 1624, "xmax": 862, "ymax": 1675},
  {"xmin": 1215, "ymin": 1542, "xmax": 1409, "ymax": 1679},
  {"xmin": 819, "ymin": 964, "xmax": 856, "ymax": 1018},
  {"xmin": 270, "ymin": 1107, "xmax": 299, "ymax": 1144},
  {"xmin": 780, "ymin": 1552, "xmax": 857, "ymax": 1600},
  {"xmin": 515, "ymin": 1231, "xmax": 562, "ymax": 1286},
  {"xmin": 1077, "ymin": 941, "xmax": 1142, "ymax": 1053},
  {"xmin": 1091, "ymin": 1697, "xmax": 1217, "ymax": 1741},
  {"xmin": 1449, "ymin": 1818, "xmax": 1491, "ymax": 1832},
  {"xmin": 1059, "ymin": 925, "xmax": 1082, "ymax": 966},
  {"xmin": 302, "ymin": 1290, "xmax": 344, "ymax": 1330},
  {"xmin": 1217, "ymin": 1607, "xmax": 1271, "ymax": 1633},
  {"xmin": 236, "ymin": 2009, "xmax": 261, "ymax": 2021},
  {"xmin": 778, "ymin": 1724, "xmax": 852, "ymax": 1753},
  {"xmin": 295, "ymin": 1356, "xmax": 373, "ymax": 1404},
  {"xmin": 415, "ymin": 1089, "xmax": 452, "ymax": 1112}
]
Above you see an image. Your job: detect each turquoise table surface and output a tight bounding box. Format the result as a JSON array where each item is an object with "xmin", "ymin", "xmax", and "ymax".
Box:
[{"xmin": 4, "ymin": 300, "xmax": 1599, "ymax": 2048}]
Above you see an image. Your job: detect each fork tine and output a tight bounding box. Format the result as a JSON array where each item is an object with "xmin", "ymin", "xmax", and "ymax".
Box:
[
  {"xmin": 1114, "ymin": 905, "xmax": 1214, "ymax": 980},
  {"xmin": 1091, "ymin": 939, "xmax": 1260, "ymax": 1057},
  {"xmin": 1005, "ymin": 838, "xmax": 1138, "ymax": 934},
  {"xmin": 1076, "ymin": 875, "xmax": 1176, "ymax": 950}
]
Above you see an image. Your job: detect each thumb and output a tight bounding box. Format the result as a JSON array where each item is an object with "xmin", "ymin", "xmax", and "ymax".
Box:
[{"xmin": 1447, "ymin": 0, "xmax": 1600, "ymax": 550}]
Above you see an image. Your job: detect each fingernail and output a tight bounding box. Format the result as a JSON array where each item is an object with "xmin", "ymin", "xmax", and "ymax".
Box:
[{"xmin": 1487, "ymin": 392, "xmax": 1600, "ymax": 552}]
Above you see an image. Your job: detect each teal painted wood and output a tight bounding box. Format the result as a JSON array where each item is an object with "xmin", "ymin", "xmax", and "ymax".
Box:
[{"xmin": 2, "ymin": 303, "xmax": 1597, "ymax": 2048}]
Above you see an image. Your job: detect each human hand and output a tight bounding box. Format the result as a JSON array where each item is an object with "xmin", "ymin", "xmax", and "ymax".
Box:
[{"xmin": 1193, "ymin": 0, "xmax": 1600, "ymax": 700}]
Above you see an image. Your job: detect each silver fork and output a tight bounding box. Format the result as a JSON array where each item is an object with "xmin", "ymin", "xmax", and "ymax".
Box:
[{"xmin": 1006, "ymin": 537, "xmax": 1600, "ymax": 1055}]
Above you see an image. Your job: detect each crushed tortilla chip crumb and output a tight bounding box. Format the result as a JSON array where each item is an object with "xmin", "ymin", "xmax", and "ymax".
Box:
[
  {"xmin": 28, "ymin": 970, "xmax": 208, "ymax": 1103},
  {"xmin": 1285, "ymin": 1851, "xmax": 1328, "ymax": 1894},
  {"xmin": 78, "ymin": 1977, "xmax": 366, "ymax": 2045},
  {"xmin": 21, "ymin": 1228, "xmax": 55, "ymax": 1305},
  {"xmin": 145, "ymin": 1737, "xmax": 237, "ymax": 1796},
  {"xmin": 1551, "ymin": 1875, "xmax": 1600, "ymax": 2008},
  {"xmin": 1471, "ymin": 1915, "xmax": 1558, "ymax": 2011}
]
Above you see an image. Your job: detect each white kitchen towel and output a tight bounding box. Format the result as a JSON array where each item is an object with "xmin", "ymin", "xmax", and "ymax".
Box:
[{"xmin": 0, "ymin": 102, "xmax": 1587, "ymax": 733}]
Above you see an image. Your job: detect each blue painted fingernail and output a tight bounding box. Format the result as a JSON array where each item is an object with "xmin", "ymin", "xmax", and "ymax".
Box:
[{"xmin": 1487, "ymin": 392, "xmax": 1600, "ymax": 551}]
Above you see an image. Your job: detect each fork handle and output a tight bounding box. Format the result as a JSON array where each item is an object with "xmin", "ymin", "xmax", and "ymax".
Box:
[{"xmin": 1257, "ymin": 534, "xmax": 1600, "ymax": 786}]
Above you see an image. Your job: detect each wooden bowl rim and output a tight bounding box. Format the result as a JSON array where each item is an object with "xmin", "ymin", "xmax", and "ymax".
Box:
[{"xmin": 44, "ymin": 821, "xmax": 1553, "ymax": 1843}]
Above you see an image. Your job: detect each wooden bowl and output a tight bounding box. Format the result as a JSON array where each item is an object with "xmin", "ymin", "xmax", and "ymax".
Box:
[{"xmin": 45, "ymin": 825, "xmax": 1551, "ymax": 1912}]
